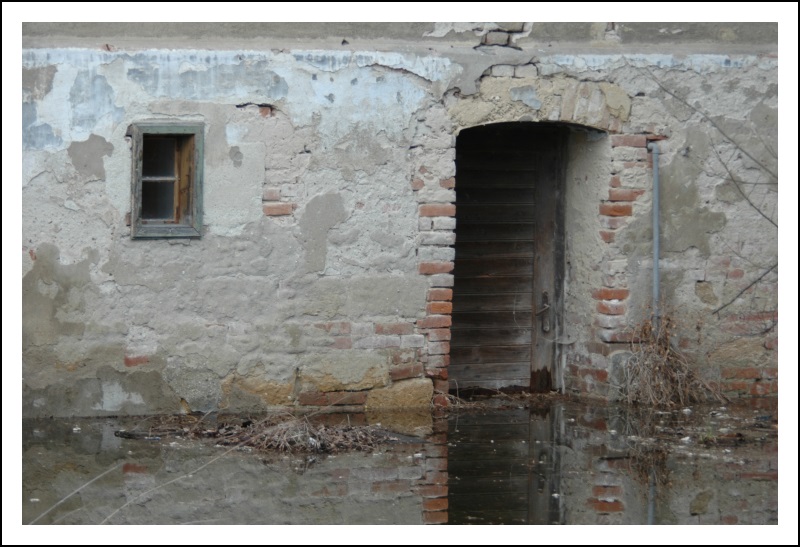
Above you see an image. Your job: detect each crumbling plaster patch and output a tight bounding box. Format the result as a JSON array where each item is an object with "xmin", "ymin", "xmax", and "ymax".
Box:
[
  {"xmin": 67, "ymin": 134, "xmax": 114, "ymax": 181},
  {"xmin": 299, "ymin": 193, "xmax": 348, "ymax": 273}
]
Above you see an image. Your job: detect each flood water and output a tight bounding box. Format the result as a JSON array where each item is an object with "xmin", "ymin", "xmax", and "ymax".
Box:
[{"xmin": 21, "ymin": 398, "xmax": 779, "ymax": 527}]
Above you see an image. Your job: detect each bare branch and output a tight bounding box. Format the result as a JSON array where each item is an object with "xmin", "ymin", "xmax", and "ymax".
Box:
[
  {"xmin": 749, "ymin": 119, "xmax": 778, "ymax": 160},
  {"xmin": 712, "ymin": 263, "xmax": 778, "ymax": 317},
  {"xmin": 712, "ymin": 145, "xmax": 778, "ymax": 228},
  {"xmin": 638, "ymin": 64, "xmax": 778, "ymax": 180}
]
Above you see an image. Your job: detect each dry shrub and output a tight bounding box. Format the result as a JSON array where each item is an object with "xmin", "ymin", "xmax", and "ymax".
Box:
[
  {"xmin": 117, "ymin": 412, "xmax": 388, "ymax": 454},
  {"xmin": 624, "ymin": 314, "xmax": 726, "ymax": 408}
]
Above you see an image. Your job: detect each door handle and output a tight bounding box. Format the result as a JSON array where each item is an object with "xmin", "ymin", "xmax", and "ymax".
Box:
[{"xmin": 536, "ymin": 291, "xmax": 551, "ymax": 333}]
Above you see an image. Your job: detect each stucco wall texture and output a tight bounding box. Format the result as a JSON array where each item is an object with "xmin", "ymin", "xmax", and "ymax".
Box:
[{"xmin": 22, "ymin": 23, "xmax": 778, "ymax": 417}]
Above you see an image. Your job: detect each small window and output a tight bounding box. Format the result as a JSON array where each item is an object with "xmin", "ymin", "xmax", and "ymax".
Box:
[{"xmin": 128, "ymin": 122, "xmax": 204, "ymax": 238}]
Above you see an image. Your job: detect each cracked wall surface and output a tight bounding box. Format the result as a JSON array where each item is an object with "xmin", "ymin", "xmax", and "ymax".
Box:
[{"xmin": 22, "ymin": 23, "xmax": 778, "ymax": 416}]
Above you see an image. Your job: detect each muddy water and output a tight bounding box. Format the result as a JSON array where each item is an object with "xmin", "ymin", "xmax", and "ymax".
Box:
[{"xmin": 22, "ymin": 399, "xmax": 777, "ymax": 526}]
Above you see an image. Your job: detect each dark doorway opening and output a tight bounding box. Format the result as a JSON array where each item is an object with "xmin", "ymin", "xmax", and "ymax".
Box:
[{"xmin": 450, "ymin": 123, "xmax": 568, "ymax": 393}]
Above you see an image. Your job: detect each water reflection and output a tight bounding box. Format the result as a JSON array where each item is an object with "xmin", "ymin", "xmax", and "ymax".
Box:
[
  {"xmin": 23, "ymin": 414, "xmax": 447, "ymax": 525},
  {"xmin": 22, "ymin": 399, "xmax": 777, "ymax": 525},
  {"xmin": 448, "ymin": 399, "xmax": 778, "ymax": 525}
]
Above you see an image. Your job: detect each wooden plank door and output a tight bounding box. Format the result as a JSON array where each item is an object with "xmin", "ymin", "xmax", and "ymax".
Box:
[{"xmin": 450, "ymin": 124, "xmax": 566, "ymax": 392}]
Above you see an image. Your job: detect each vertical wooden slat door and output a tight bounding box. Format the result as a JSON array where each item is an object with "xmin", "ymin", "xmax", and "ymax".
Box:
[{"xmin": 450, "ymin": 124, "xmax": 565, "ymax": 392}]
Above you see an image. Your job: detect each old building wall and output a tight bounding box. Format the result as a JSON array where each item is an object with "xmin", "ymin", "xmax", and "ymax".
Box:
[{"xmin": 22, "ymin": 23, "xmax": 778, "ymax": 417}]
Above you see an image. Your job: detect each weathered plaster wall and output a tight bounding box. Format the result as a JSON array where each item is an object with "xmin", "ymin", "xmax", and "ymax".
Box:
[{"xmin": 22, "ymin": 23, "xmax": 778, "ymax": 416}]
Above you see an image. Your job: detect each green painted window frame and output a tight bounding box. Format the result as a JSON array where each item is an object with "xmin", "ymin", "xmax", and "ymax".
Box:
[{"xmin": 128, "ymin": 121, "xmax": 204, "ymax": 239}]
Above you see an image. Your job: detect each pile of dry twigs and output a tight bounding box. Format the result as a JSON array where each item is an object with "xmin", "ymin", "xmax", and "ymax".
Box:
[
  {"xmin": 116, "ymin": 412, "xmax": 390, "ymax": 454},
  {"xmin": 624, "ymin": 315, "xmax": 726, "ymax": 408}
]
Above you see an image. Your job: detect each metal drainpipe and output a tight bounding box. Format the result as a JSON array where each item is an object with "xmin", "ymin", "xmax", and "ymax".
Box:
[
  {"xmin": 645, "ymin": 142, "xmax": 661, "ymax": 524},
  {"xmin": 648, "ymin": 142, "xmax": 660, "ymax": 327}
]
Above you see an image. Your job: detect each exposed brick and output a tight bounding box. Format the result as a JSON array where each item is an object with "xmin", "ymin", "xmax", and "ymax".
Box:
[
  {"xmin": 411, "ymin": 178, "xmax": 424, "ymax": 191},
  {"xmin": 419, "ymin": 204, "xmax": 456, "ymax": 217},
  {"xmin": 419, "ymin": 232, "xmax": 456, "ymax": 246},
  {"xmin": 425, "ymin": 457, "xmax": 448, "ymax": 471},
  {"xmin": 427, "ymin": 355, "xmax": 450, "ymax": 368},
  {"xmin": 423, "ymin": 498, "xmax": 449, "ymax": 511},
  {"xmin": 428, "ymin": 288, "xmax": 453, "ymax": 301},
  {"xmin": 721, "ymin": 515, "xmax": 739, "ymax": 525},
  {"xmin": 372, "ymin": 480, "xmax": 411, "ymax": 494},
  {"xmin": 611, "ymin": 134, "xmax": 648, "ymax": 148},
  {"xmin": 259, "ymin": 106, "xmax": 272, "ymax": 117},
  {"xmin": 727, "ymin": 268, "xmax": 745, "ymax": 279},
  {"xmin": 591, "ymin": 288, "xmax": 630, "ymax": 300},
  {"xmin": 124, "ymin": 355, "xmax": 149, "ymax": 367},
  {"xmin": 579, "ymin": 368, "xmax": 609, "ymax": 382},
  {"xmin": 427, "ymin": 341, "xmax": 450, "ymax": 355},
  {"xmin": 424, "ymin": 445, "xmax": 448, "ymax": 460},
  {"xmin": 431, "ymin": 393, "xmax": 450, "ymax": 407},
  {"xmin": 419, "ymin": 261, "xmax": 454, "ymax": 275},
  {"xmin": 722, "ymin": 367, "xmax": 762, "ymax": 379},
  {"xmin": 423, "ymin": 511, "xmax": 448, "ymax": 524},
  {"xmin": 764, "ymin": 338, "xmax": 778, "ymax": 350},
  {"xmin": 425, "ymin": 366, "xmax": 448, "ymax": 380},
  {"xmin": 390, "ymin": 363, "xmax": 424, "ymax": 381},
  {"xmin": 297, "ymin": 391, "xmax": 331, "ymax": 406},
  {"xmin": 375, "ymin": 323, "xmax": 414, "ymax": 335},
  {"xmin": 600, "ymin": 216, "xmax": 628, "ymax": 230},
  {"xmin": 762, "ymin": 367, "xmax": 778, "ymax": 379},
  {"xmin": 600, "ymin": 230, "xmax": 616, "ymax": 243},
  {"xmin": 739, "ymin": 471, "xmax": 778, "ymax": 481},
  {"xmin": 389, "ymin": 348, "xmax": 417, "ymax": 365},
  {"xmin": 415, "ymin": 484, "xmax": 448, "ymax": 498},
  {"xmin": 587, "ymin": 498, "xmax": 624, "ymax": 513},
  {"xmin": 439, "ymin": 177, "xmax": 455, "ymax": 189},
  {"xmin": 599, "ymin": 203, "xmax": 633, "ymax": 217},
  {"xmin": 262, "ymin": 187, "xmax": 281, "ymax": 201},
  {"xmin": 417, "ymin": 315, "xmax": 452, "ymax": 329},
  {"xmin": 608, "ymin": 188, "xmax": 645, "ymax": 201},
  {"xmin": 749, "ymin": 381, "xmax": 777, "ymax": 396},
  {"xmin": 426, "ymin": 329, "xmax": 452, "ymax": 342},
  {"xmin": 725, "ymin": 311, "xmax": 777, "ymax": 322},
  {"xmin": 597, "ymin": 301, "xmax": 626, "ymax": 315},
  {"xmin": 122, "ymin": 463, "xmax": 148, "ymax": 474},
  {"xmin": 428, "ymin": 274, "xmax": 454, "ymax": 287},
  {"xmin": 425, "ymin": 470, "xmax": 449, "ymax": 485},
  {"xmin": 433, "ymin": 379, "xmax": 449, "ymax": 393},
  {"xmin": 592, "ymin": 485, "xmax": 622, "ymax": 498},
  {"xmin": 609, "ymin": 175, "xmax": 621, "ymax": 188},
  {"xmin": 263, "ymin": 203, "xmax": 294, "ymax": 216},
  {"xmin": 432, "ymin": 217, "xmax": 456, "ymax": 231},
  {"xmin": 332, "ymin": 337, "xmax": 352, "ymax": 349},
  {"xmin": 427, "ymin": 302, "xmax": 453, "ymax": 314}
]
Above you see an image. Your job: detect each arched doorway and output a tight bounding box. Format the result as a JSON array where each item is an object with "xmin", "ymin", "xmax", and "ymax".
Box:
[{"xmin": 450, "ymin": 123, "xmax": 568, "ymax": 393}]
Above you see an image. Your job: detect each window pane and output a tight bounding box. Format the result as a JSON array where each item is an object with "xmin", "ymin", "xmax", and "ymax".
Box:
[
  {"xmin": 142, "ymin": 181, "xmax": 175, "ymax": 219},
  {"xmin": 143, "ymin": 137, "xmax": 176, "ymax": 177}
]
